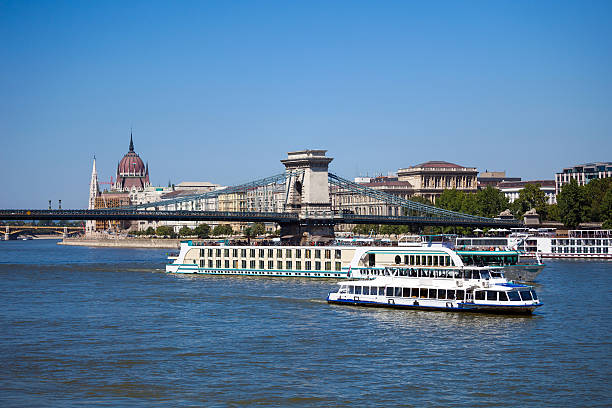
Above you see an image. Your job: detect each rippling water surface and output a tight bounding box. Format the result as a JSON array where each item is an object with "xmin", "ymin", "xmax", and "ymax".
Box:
[{"xmin": 1, "ymin": 240, "xmax": 611, "ymax": 407}]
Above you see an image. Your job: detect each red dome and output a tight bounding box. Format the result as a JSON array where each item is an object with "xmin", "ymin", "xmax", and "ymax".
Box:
[
  {"xmin": 115, "ymin": 134, "xmax": 150, "ymax": 191},
  {"xmin": 118, "ymin": 151, "xmax": 146, "ymax": 175}
]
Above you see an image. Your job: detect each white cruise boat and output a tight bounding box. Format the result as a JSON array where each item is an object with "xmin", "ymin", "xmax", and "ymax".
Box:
[
  {"xmin": 517, "ymin": 229, "xmax": 612, "ymax": 259},
  {"xmin": 327, "ymin": 266, "xmax": 542, "ymax": 314},
  {"xmin": 166, "ymin": 239, "xmax": 466, "ymax": 278},
  {"xmin": 166, "ymin": 238, "xmax": 544, "ymax": 283}
]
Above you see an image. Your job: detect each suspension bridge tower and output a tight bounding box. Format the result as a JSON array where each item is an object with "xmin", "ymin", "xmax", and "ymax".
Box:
[{"xmin": 281, "ymin": 150, "xmax": 335, "ymax": 241}]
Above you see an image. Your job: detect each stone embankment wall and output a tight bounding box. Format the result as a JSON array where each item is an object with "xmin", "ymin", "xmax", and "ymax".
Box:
[{"xmin": 59, "ymin": 237, "xmax": 181, "ymax": 249}]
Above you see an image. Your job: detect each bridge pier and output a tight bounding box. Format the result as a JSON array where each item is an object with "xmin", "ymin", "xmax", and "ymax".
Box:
[
  {"xmin": 63, "ymin": 227, "xmax": 68, "ymax": 239},
  {"xmin": 279, "ymin": 220, "xmax": 335, "ymax": 245},
  {"xmin": 4, "ymin": 226, "xmax": 8, "ymax": 241}
]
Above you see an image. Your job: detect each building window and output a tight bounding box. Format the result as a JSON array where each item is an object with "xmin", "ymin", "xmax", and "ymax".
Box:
[
  {"xmin": 325, "ymin": 250, "xmax": 331, "ymax": 259},
  {"xmin": 315, "ymin": 250, "xmax": 321, "ymax": 258},
  {"xmin": 325, "ymin": 261, "xmax": 331, "ymax": 270},
  {"xmin": 268, "ymin": 260, "xmax": 274, "ymax": 269},
  {"xmin": 296, "ymin": 261, "xmax": 302, "ymax": 270},
  {"xmin": 286, "ymin": 249, "xmax": 292, "ymax": 258},
  {"xmin": 335, "ymin": 262, "xmax": 341, "ymax": 271},
  {"xmin": 296, "ymin": 249, "xmax": 302, "ymax": 258},
  {"xmin": 305, "ymin": 261, "xmax": 311, "ymax": 270},
  {"xmin": 259, "ymin": 260, "xmax": 264, "ymax": 269},
  {"xmin": 305, "ymin": 249, "xmax": 311, "ymax": 258}
]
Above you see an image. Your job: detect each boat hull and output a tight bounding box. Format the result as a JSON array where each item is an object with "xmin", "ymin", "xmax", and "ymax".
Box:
[{"xmin": 327, "ymin": 296, "xmax": 540, "ymax": 315}]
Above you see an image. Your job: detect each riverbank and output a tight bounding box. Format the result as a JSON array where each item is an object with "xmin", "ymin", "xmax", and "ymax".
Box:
[{"xmin": 59, "ymin": 237, "xmax": 181, "ymax": 249}]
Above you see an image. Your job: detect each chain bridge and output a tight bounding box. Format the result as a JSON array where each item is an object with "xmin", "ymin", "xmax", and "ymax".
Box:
[{"xmin": 0, "ymin": 150, "xmax": 521, "ymax": 239}]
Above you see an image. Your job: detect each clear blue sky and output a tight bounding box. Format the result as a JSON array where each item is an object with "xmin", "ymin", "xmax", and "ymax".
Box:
[{"xmin": 1, "ymin": 0, "xmax": 610, "ymax": 208}]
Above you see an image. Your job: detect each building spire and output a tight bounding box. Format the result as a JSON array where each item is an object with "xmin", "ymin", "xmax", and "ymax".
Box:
[
  {"xmin": 86, "ymin": 156, "xmax": 100, "ymax": 235},
  {"xmin": 129, "ymin": 130, "xmax": 134, "ymax": 152}
]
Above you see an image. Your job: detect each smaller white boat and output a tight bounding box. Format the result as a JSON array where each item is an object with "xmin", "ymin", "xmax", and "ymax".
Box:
[{"xmin": 327, "ymin": 266, "xmax": 542, "ymax": 315}]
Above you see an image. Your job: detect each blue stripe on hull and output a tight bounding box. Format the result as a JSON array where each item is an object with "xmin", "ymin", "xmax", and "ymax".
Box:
[
  {"xmin": 170, "ymin": 268, "xmax": 347, "ymax": 278},
  {"xmin": 327, "ymin": 298, "xmax": 538, "ymax": 315}
]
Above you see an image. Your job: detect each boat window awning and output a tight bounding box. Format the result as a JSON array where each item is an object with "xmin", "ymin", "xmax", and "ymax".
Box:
[{"xmin": 456, "ymin": 251, "xmax": 518, "ymax": 255}]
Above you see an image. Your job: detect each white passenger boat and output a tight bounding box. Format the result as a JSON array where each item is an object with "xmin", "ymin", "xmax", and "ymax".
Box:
[{"xmin": 327, "ymin": 266, "xmax": 542, "ymax": 314}]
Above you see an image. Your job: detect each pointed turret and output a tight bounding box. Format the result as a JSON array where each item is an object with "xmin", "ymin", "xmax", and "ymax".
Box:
[
  {"xmin": 129, "ymin": 132, "xmax": 134, "ymax": 152},
  {"xmin": 86, "ymin": 156, "xmax": 100, "ymax": 235}
]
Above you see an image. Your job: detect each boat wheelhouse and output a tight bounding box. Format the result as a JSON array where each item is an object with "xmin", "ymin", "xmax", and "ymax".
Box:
[
  {"xmin": 397, "ymin": 235, "xmax": 543, "ymax": 281},
  {"xmin": 327, "ymin": 266, "xmax": 542, "ymax": 314}
]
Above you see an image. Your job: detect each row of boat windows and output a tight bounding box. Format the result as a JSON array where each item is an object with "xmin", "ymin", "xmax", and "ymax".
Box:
[
  {"xmin": 391, "ymin": 255, "xmax": 455, "ymax": 267},
  {"xmin": 460, "ymin": 255, "xmax": 519, "ymax": 266},
  {"xmin": 360, "ymin": 268, "xmax": 503, "ymax": 280},
  {"xmin": 456, "ymin": 239, "xmax": 509, "ymax": 246},
  {"xmin": 551, "ymin": 246, "xmax": 609, "ymax": 254},
  {"xmin": 200, "ymin": 248, "xmax": 343, "ymax": 260},
  {"xmin": 198, "ymin": 259, "xmax": 343, "ymax": 271},
  {"xmin": 552, "ymin": 239, "xmax": 610, "ymax": 246},
  {"xmin": 341, "ymin": 285, "xmax": 536, "ymax": 302},
  {"xmin": 198, "ymin": 270, "xmax": 341, "ymax": 277}
]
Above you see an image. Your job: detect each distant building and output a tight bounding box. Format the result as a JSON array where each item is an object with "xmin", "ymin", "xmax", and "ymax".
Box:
[
  {"xmin": 555, "ymin": 162, "xmax": 612, "ymax": 194},
  {"xmin": 478, "ymin": 171, "xmax": 521, "ymax": 188},
  {"xmin": 397, "ymin": 161, "xmax": 478, "ymax": 202},
  {"xmin": 498, "ymin": 180, "xmax": 556, "ymax": 205}
]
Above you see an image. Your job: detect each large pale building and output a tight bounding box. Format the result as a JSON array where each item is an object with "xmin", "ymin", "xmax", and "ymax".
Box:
[
  {"xmin": 498, "ymin": 180, "xmax": 557, "ymax": 205},
  {"xmin": 397, "ymin": 161, "xmax": 478, "ymax": 202},
  {"xmin": 330, "ymin": 161, "xmax": 478, "ymax": 232}
]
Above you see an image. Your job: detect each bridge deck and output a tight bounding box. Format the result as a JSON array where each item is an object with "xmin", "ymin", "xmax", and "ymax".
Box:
[{"xmin": 0, "ymin": 210, "xmax": 521, "ymax": 228}]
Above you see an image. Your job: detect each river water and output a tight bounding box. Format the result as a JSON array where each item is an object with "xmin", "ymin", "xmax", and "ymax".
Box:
[{"xmin": 0, "ymin": 239, "xmax": 610, "ymax": 407}]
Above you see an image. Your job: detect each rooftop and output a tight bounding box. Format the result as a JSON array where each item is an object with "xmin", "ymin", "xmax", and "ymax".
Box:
[{"xmin": 498, "ymin": 180, "xmax": 555, "ymax": 188}]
